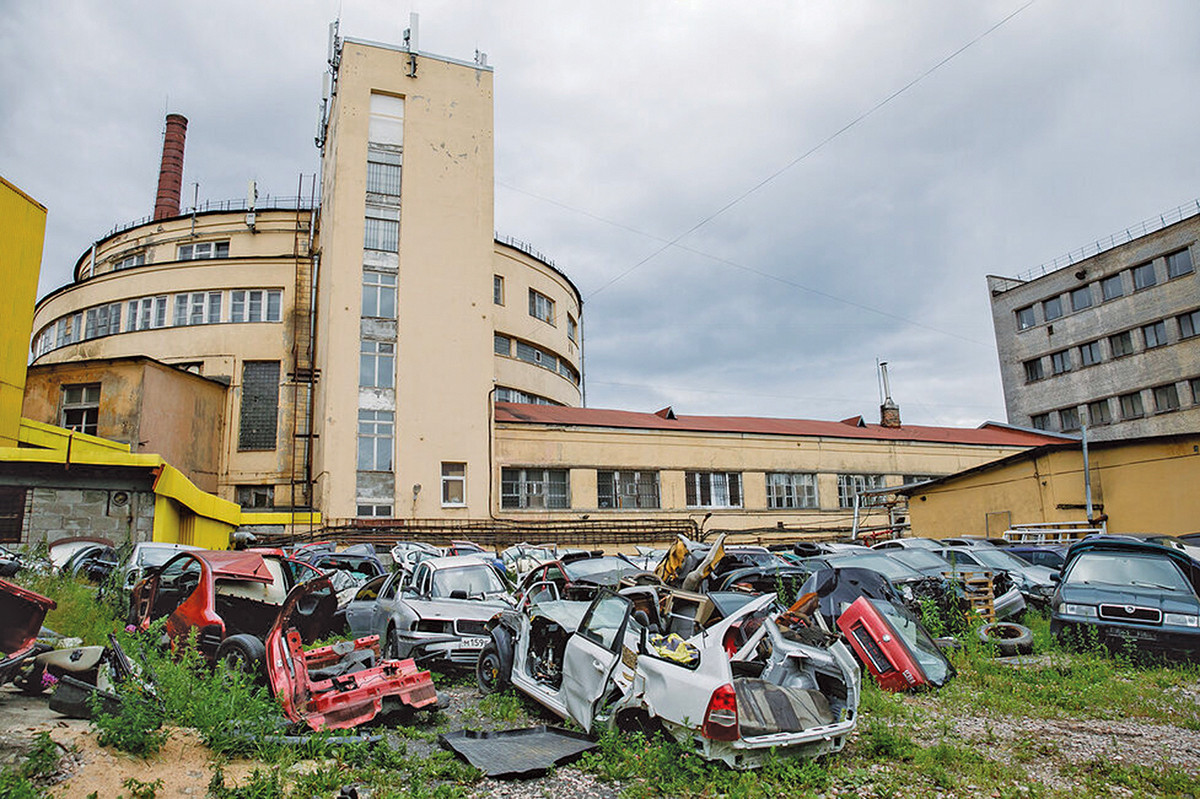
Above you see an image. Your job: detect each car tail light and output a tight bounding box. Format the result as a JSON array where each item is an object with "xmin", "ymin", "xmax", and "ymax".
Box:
[{"xmin": 702, "ymin": 683, "xmax": 739, "ymax": 741}]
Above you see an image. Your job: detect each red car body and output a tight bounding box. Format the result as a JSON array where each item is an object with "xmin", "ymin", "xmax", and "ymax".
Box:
[
  {"xmin": 0, "ymin": 579, "xmax": 56, "ymax": 686},
  {"xmin": 265, "ymin": 577, "xmax": 440, "ymax": 731},
  {"xmin": 835, "ymin": 596, "xmax": 955, "ymax": 692}
]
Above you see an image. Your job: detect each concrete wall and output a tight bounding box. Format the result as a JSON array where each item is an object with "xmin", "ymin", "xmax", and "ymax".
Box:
[
  {"xmin": 989, "ymin": 214, "xmax": 1200, "ymax": 440},
  {"xmin": 18, "ymin": 486, "xmax": 155, "ymax": 548},
  {"xmin": 907, "ymin": 434, "xmax": 1200, "ymax": 538},
  {"xmin": 0, "ymin": 177, "xmax": 46, "ymax": 447}
]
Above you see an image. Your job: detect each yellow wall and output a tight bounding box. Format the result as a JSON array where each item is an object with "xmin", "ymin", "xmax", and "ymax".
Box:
[
  {"xmin": 494, "ymin": 422, "xmax": 1036, "ymax": 533},
  {"xmin": 0, "ymin": 177, "xmax": 47, "ymax": 447},
  {"xmin": 907, "ymin": 434, "xmax": 1200, "ymax": 537}
]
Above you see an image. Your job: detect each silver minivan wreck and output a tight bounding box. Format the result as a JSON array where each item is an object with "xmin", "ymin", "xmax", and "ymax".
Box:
[{"xmin": 477, "ymin": 586, "xmax": 859, "ymax": 769}]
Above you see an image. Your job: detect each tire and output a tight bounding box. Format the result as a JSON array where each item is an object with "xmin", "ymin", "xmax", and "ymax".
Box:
[
  {"xmin": 978, "ymin": 622, "xmax": 1034, "ymax": 656},
  {"xmin": 476, "ymin": 641, "xmax": 510, "ymax": 694},
  {"xmin": 215, "ymin": 634, "xmax": 266, "ymax": 679},
  {"xmin": 384, "ymin": 625, "xmax": 402, "ymax": 660}
]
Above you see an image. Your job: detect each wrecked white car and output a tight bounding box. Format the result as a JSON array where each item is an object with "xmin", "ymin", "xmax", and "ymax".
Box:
[{"xmin": 477, "ymin": 586, "xmax": 859, "ymax": 769}]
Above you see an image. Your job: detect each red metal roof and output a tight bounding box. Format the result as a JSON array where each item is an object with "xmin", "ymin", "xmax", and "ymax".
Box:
[{"xmin": 494, "ymin": 403, "xmax": 1067, "ymax": 447}]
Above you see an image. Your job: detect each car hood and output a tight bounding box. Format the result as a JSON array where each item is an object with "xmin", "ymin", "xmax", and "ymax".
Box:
[
  {"xmin": 407, "ymin": 596, "xmax": 513, "ymax": 621},
  {"xmin": 1055, "ymin": 583, "xmax": 1200, "ymax": 614},
  {"xmin": 1, "ymin": 579, "xmax": 56, "ymax": 661}
]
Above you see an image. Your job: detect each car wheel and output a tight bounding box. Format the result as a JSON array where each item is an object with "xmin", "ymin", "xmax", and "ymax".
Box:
[
  {"xmin": 384, "ymin": 625, "xmax": 401, "ymax": 660},
  {"xmin": 978, "ymin": 622, "xmax": 1034, "ymax": 656},
  {"xmin": 476, "ymin": 641, "xmax": 510, "ymax": 694},
  {"xmin": 215, "ymin": 634, "xmax": 266, "ymax": 679}
]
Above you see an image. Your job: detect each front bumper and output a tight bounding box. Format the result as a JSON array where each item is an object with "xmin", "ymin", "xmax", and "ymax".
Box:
[{"xmin": 1051, "ymin": 616, "xmax": 1200, "ymax": 660}]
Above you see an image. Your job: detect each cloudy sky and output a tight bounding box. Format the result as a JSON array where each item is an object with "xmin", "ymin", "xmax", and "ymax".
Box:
[{"xmin": 4, "ymin": 1, "xmax": 1199, "ymax": 428}]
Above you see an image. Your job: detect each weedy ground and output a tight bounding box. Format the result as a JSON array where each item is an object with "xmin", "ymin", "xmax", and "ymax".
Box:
[{"xmin": 4, "ymin": 574, "xmax": 1200, "ymax": 798}]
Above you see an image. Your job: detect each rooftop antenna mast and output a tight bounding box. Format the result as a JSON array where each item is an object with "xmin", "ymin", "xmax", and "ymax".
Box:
[{"xmin": 404, "ymin": 13, "xmax": 418, "ymax": 77}]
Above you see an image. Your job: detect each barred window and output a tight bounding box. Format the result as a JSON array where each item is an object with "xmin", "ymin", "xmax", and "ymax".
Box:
[
  {"xmin": 685, "ymin": 472, "xmax": 742, "ymax": 508},
  {"xmin": 501, "ymin": 468, "xmax": 570, "ymax": 509},
  {"xmin": 837, "ymin": 474, "xmax": 886, "ymax": 509},
  {"xmin": 766, "ymin": 473, "xmax": 818, "ymax": 509},
  {"xmin": 493, "ymin": 334, "xmax": 511, "ymax": 356},
  {"xmin": 366, "ymin": 147, "xmax": 402, "ymax": 196},
  {"xmin": 238, "ymin": 361, "xmax": 280, "ymax": 451},
  {"xmin": 364, "ymin": 205, "xmax": 399, "ymax": 252},
  {"xmin": 597, "ymin": 470, "xmax": 659, "ymax": 509}
]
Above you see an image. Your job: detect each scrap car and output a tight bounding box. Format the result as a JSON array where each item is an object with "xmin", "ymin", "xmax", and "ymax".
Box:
[
  {"xmin": 341, "ymin": 554, "xmax": 513, "ymax": 667},
  {"xmin": 477, "ymin": 585, "xmax": 860, "ymax": 770}
]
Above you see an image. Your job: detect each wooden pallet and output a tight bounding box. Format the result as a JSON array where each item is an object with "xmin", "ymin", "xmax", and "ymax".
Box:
[{"xmin": 947, "ymin": 570, "xmax": 996, "ymax": 622}]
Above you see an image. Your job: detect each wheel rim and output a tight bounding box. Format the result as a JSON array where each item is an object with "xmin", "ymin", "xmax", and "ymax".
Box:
[{"xmin": 479, "ymin": 652, "xmax": 500, "ymax": 690}]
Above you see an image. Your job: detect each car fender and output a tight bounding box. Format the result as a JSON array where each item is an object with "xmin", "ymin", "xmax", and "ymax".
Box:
[{"xmin": 488, "ymin": 624, "xmax": 515, "ymax": 679}]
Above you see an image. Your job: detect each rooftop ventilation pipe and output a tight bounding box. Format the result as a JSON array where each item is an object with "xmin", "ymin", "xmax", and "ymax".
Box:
[
  {"xmin": 153, "ymin": 113, "xmax": 188, "ymax": 220},
  {"xmin": 879, "ymin": 361, "xmax": 901, "ymax": 428}
]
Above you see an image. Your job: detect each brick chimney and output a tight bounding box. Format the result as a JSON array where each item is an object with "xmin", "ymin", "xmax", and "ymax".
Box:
[
  {"xmin": 153, "ymin": 114, "xmax": 188, "ymax": 220},
  {"xmin": 879, "ymin": 361, "xmax": 902, "ymax": 428}
]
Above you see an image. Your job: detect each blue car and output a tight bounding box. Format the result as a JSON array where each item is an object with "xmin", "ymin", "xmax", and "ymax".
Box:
[{"xmin": 1050, "ymin": 538, "xmax": 1200, "ymax": 660}]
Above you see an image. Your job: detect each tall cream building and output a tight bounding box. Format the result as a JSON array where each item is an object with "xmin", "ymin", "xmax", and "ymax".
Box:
[{"xmin": 26, "ymin": 28, "xmax": 1057, "ymax": 543}]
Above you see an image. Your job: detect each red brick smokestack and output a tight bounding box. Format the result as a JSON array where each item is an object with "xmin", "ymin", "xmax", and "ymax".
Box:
[{"xmin": 153, "ymin": 113, "xmax": 188, "ymax": 220}]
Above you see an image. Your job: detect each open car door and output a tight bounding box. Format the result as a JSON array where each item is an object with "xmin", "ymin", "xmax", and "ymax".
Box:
[{"xmin": 561, "ymin": 592, "xmax": 631, "ymax": 732}]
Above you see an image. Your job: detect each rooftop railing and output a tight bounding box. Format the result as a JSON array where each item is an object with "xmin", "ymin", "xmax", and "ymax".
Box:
[
  {"xmin": 102, "ymin": 195, "xmax": 318, "ymax": 239},
  {"xmin": 495, "ymin": 232, "xmax": 556, "ymax": 268}
]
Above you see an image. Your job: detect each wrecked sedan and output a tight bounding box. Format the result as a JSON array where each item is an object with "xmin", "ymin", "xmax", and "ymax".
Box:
[
  {"xmin": 341, "ymin": 555, "xmax": 513, "ymax": 667},
  {"xmin": 477, "ymin": 586, "xmax": 860, "ymax": 770},
  {"xmin": 130, "ymin": 549, "xmax": 334, "ymax": 665},
  {"xmin": 516, "ymin": 552, "xmax": 657, "ymax": 602}
]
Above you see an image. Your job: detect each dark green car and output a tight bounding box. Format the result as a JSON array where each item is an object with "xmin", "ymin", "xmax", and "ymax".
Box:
[{"xmin": 1050, "ymin": 538, "xmax": 1200, "ymax": 660}]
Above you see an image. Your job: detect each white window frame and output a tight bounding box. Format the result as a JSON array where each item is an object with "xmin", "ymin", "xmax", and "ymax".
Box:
[
  {"xmin": 127, "ymin": 296, "xmax": 168, "ymax": 331},
  {"xmin": 766, "ymin": 473, "xmax": 818, "ymax": 509},
  {"xmin": 178, "ymin": 240, "xmax": 229, "ymax": 261},
  {"xmin": 529, "ymin": 289, "xmax": 555, "ymax": 325},
  {"xmin": 493, "ymin": 275, "xmax": 504, "ymax": 306},
  {"xmin": 357, "ymin": 410, "xmax": 394, "ymax": 472},
  {"xmin": 61, "ymin": 383, "xmax": 100, "ymax": 435},
  {"xmin": 685, "ymin": 471, "xmax": 742, "ymax": 508},
  {"xmin": 441, "ymin": 462, "xmax": 467, "ymax": 507},
  {"xmin": 230, "ymin": 289, "xmax": 282, "ymax": 323},
  {"xmin": 362, "ymin": 270, "xmax": 397, "ymax": 319},
  {"xmin": 359, "ymin": 340, "xmax": 395, "ymax": 389},
  {"xmin": 837, "ymin": 474, "xmax": 886, "ymax": 509}
]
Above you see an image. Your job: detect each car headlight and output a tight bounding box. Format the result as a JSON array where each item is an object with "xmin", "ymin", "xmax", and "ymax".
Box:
[
  {"xmin": 1062, "ymin": 603, "xmax": 1097, "ymax": 618},
  {"xmin": 1163, "ymin": 613, "xmax": 1200, "ymax": 628},
  {"xmin": 1036, "ymin": 584, "xmax": 1056, "ymax": 597}
]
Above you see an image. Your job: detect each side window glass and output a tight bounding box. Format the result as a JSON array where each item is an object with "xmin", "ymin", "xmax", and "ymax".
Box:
[
  {"xmin": 578, "ymin": 594, "xmax": 631, "ymax": 651},
  {"xmin": 357, "ymin": 574, "xmax": 389, "ymax": 602}
]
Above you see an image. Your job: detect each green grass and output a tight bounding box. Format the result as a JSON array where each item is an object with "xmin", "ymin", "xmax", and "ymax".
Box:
[{"xmin": 15, "ymin": 571, "xmax": 125, "ymax": 646}]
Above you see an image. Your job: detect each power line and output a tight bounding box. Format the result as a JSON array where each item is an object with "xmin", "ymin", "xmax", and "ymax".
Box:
[{"xmin": 584, "ymin": 0, "xmax": 1037, "ymax": 299}]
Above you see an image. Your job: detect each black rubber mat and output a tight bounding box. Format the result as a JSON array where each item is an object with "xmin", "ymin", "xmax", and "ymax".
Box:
[{"xmin": 438, "ymin": 725, "xmax": 597, "ymax": 778}]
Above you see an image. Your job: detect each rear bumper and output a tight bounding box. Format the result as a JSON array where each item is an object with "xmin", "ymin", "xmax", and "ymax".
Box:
[{"xmin": 669, "ymin": 717, "xmax": 856, "ymax": 770}]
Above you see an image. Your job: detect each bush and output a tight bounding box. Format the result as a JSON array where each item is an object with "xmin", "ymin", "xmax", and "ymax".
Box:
[{"xmin": 89, "ymin": 678, "xmax": 168, "ymax": 757}]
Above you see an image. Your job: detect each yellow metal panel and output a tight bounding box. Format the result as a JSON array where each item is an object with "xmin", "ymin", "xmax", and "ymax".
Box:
[{"xmin": 0, "ymin": 177, "xmax": 47, "ymax": 448}]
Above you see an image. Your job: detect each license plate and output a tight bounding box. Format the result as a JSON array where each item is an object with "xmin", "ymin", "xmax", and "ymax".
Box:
[{"xmin": 461, "ymin": 637, "xmax": 488, "ymax": 649}]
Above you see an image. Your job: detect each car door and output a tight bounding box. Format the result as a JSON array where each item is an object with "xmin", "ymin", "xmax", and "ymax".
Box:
[
  {"xmin": 369, "ymin": 572, "xmax": 405, "ymax": 634},
  {"xmin": 561, "ymin": 592, "xmax": 632, "ymax": 732},
  {"xmin": 343, "ymin": 574, "xmax": 389, "ymax": 635}
]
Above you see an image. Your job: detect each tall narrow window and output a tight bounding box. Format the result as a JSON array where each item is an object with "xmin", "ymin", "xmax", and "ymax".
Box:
[
  {"xmin": 493, "ymin": 275, "xmax": 505, "ymax": 305},
  {"xmin": 364, "ymin": 205, "xmax": 399, "ymax": 251},
  {"xmin": 360, "ymin": 340, "xmax": 395, "ymax": 388},
  {"xmin": 529, "ymin": 289, "xmax": 555, "ymax": 325},
  {"xmin": 1087, "ymin": 399, "xmax": 1112, "ymax": 426},
  {"xmin": 0, "ymin": 487, "xmax": 26, "ymax": 543},
  {"xmin": 1180, "ymin": 309, "xmax": 1200, "ymax": 339},
  {"xmin": 61, "ymin": 383, "xmax": 100, "ymax": 436},
  {"xmin": 567, "ymin": 315, "xmax": 577, "ymax": 343},
  {"xmin": 238, "ymin": 361, "xmax": 280, "ymax": 451},
  {"xmin": 357, "ymin": 410, "xmax": 394, "ymax": 471},
  {"xmin": 442, "ymin": 463, "xmax": 467, "ymax": 506},
  {"xmin": 362, "ymin": 270, "xmax": 397, "ymax": 319}
]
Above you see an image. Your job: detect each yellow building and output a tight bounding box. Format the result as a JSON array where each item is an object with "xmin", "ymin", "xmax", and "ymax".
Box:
[
  {"xmin": 23, "ymin": 29, "xmax": 1063, "ymax": 545},
  {"xmin": 901, "ymin": 432, "xmax": 1200, "ymax": 538},
  {"xmin": 0, "ymin": 176, "xmax": 47, "ymax": 448}
]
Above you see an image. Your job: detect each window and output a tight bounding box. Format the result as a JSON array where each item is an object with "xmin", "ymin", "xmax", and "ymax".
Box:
[
  {"xmin": 362, "ymin": 270, "xmax": 397, "ymax": 318},
  {"xmin": 0, "ymin": 487, "xmax": 26, "ymax": 543},
  {"xmin": 1100, "ymin": 274, "xmax": 1124, "ymax": 301},
  {"xmin": 494, "ymin": 387, "xmax": 559, "ymax": 405},
  {"xmin": 1153, "ymin": 384, "xmax": 1180, "ymax": 413},
  {"xmin": 54, "ymin": 314, "xmax": 82, "ymax": 348},
  {"xmin": 1109, "ymin": 330, "xmax": 1134, "ymax": 358},
  {"xmin": 529, "ymin": 289, "xmax": 555, "ymax": 325},
  {"xmin": 173, "ymin": 292, "xmax": 222, "ymax": 326},
  {"xmin": 837, "ymin": 474, "xmax": 886, "ymax": 509},
  {"xmin": 357, "ymin": 504, "xmax": 393, "ymax": 518},
  {"xmin": 765, "ymin": 473, "xmax": 818, "ymax": 509},
  {"xmin": 1023, "ymin": 358, "xmax": 1044, "ymax": 382},
  {"xmin": 1079, "ymin": 340, "xmax": 1102, "ymax": 367},
  {"xmin": 84, "ymin": 303, "xmax": 121, "ymax": 339},
  {"xmin": 1059, "ymin": 407, "xmax": 1080, "ymax": 432},
  {"xmin": 1132, "ymin": 262, "xmax": 1157, "ymax": 290},
  {"xmin": 1192, "ymin": 377, "xmax": 1200, "ymax": 405},
  {"xmin": 1031, "ymin": 413, "xmax": 1050, "ymax": 430},
  {"xmin": 178, "ymin": 240, "xmax": 229, "ymax": 261},
  {"xmin": 1179, "ymin": 309, "xmax": 1200, "ymax": 339},
  {"xmin": 1167, "ymin": 248, "xmax": 1194, "ymax": 278},
  {"xmin": 1015, "ymin": 306, "xmax": 1036, "ymax": 330},
  {"xmin": 61, "ymin": 383, "xmax": 100, "ymax": 435},
  {"xmin": 1069, "ymin": 286, "xmax": 1092, "ymax": 311},
  {"xmin": 597, "ymin": 470, "xmax": 660, "ymax": 509},
  {"xmin": 1042, "ymin": 296, "xmax": 1063, "ymax": 321},
  {"xmin": 363, "ymin": 205, "xmax": 399, "ymax": 252},
  {"xmin": 357, "ymin": 410, "xmax": 393, "ymax": 471},
  {"xmin": 493, "ymin": 275, "xmax": 504, "ymax": 305},
  {"xmin": 235, "ymin": 485, "xmax": 274, "ymax": 509},
  {"xmin": 366, "ymin": 147, "xmax": 402, "ymax": 196},
  {"xmin": 685, "ymin": 472, "xmax": 742, "ymax": 508},
  {"xmin": 1142, "ymin": 320, "xmax": 1167, "ymax": 349},
  {"xmin": 238, "ymin": 361, "xmax": 280, "ymax": 450},
  {"xmin": 567, "ymin": 315, "xmax": 578, "ymax": 343},
  {"xmin": 441, "ymin": 462, "xmax": 467, "ymax": 506},
  {"xmin": 127, "ymin": 296, "xmax": 168, "ymax": 331},
  {"xmin": 113, "ymin": 253, "xmax": 144, "ymax": 271},
  {"xmin": 1087, "ymin": 399, "xmax": 1112, "ymax": 426},
  {"xmin": 229, "ymin": 290, "xmax": 282, "ymax": 323},
  {"xmin": 1050, "ymin": 350, "xmax": 1072, "ymax": 375},
  {"xmin": 493, "ymin": 334, "xmax": 511, "ymax": 356},
  {"xmin": 501, "ymin": 468, "xmax": 569, "ymax": 509},
  {"xmin": 1119, "ymin": 392, "xmax": 1144, "ymax": 420},
  {"xmin": 360, "ymin": 340, "xmax": 395, "ymax": 388}
]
